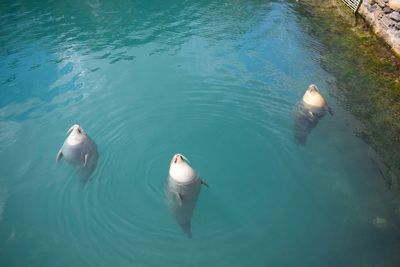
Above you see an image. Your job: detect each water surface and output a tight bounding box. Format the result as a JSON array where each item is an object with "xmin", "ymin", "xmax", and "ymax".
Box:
[{"xmin": 0, "ymin": 0, "xmax": 399, "ymax": 266}]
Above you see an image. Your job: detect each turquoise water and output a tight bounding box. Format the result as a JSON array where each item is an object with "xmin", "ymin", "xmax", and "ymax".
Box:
[{"xmin": 1, "ymin": 0, "xmax": 400, "ymax": 266}]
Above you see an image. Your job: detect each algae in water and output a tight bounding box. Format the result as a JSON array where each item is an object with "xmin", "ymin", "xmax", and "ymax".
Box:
[{"xmin": 295, "ymin": 0, "xmax": 400, "ymax": 191}]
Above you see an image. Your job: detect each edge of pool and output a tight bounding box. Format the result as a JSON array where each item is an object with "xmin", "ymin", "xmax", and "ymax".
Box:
[{"xmin": 357, "ymin": 0, "xmax": 400, "ymax": 58}]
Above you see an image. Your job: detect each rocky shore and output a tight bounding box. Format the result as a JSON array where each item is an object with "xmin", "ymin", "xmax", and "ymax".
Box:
[{"xmin": 358, "ymin": 0, "xmax": 400, "ymax": 56}]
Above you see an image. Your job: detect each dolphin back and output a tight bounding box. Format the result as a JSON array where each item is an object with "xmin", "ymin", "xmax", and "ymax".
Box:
[
  {"xmin": 293, "ymin": 100, "xmax": 326, "ymax": 145},
  {"xmin": 60, "ymin": 137, "xmax": 98, "ymax": 178},
  {"xmin": 166, "ymin": 177, "xmax": 202, "ymax": 238}
]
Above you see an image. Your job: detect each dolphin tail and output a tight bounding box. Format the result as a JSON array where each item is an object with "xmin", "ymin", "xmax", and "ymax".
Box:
[
  {"xmin": 180, "ymin": 221, "xmax": 192, "ymax": 239},
  {"xmin": 294, "ymin": 134, "xmax": 307, "ymax": 146}
]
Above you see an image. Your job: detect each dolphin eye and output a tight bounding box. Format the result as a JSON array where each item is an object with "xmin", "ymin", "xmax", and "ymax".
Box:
[{"xmin": 77, "ymin": 128, "xmax": 81, "ymax": 133}]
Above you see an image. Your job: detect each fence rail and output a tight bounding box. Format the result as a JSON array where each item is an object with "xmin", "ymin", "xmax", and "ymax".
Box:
[{"xmin": 341, "ymin": 0, "xmax": 362, "ymax": 13}]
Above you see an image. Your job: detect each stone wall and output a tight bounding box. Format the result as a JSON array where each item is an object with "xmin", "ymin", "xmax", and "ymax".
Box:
[{"xmin": 358, "ymin": 0, "xmax": 400, "ymax": 56}]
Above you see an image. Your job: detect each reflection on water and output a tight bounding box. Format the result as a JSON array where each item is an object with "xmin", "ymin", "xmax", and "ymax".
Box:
[{"xmin": 0, "ymin": 0, "xmax": 399, "ymax": 266}]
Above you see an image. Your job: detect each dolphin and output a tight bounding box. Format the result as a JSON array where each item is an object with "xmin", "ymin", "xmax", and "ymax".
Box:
[
  {"xmin": 293, "ymin": 84, "xmax": 333, "ymax": 145},
  {"xmin": 166, "ymin": 154, "xmax": 208, "ymax": 238},
  {"xmin": 56, "ymin": 124, "xmax": 98, "ymax": 178}
]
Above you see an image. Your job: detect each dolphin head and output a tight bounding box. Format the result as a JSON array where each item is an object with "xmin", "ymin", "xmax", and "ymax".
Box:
[
  {"xmin": 307, "ymin": 84, "xmax": 319, "ymax": 94},
  {"xmin": 66, "ymin": 124, "xmax": 87, "ymax": 145},
  {"xmin": 302, "ymin": 84, "xmax": 326, "ymax": 108},
  {"xmin": 169, "ymin": 154, "xmax": 196, "ymax": 183}
]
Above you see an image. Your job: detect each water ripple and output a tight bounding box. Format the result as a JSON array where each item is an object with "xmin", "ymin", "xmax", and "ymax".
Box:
[{"xmin": 1, "ymin": 0, "xmax": 399, "ymax": 266}]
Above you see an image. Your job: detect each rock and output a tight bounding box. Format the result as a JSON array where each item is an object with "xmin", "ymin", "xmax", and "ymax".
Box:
[
  {"xmin": 383, "ymin": 6, "xmax": 393, "ymax": 13},
  {"xmin": 395, "ymin": 22, "xmax": 400, "ymax": 30},
  {"xmin": 389, "ymin": 0, "xmax": 400, "ymax": 11},
  {"xmin": 381, "ymin": 16, "xmax": 395, "ymax": 27},
  {"xmin": 389, "ymin": 11, "xmax": 400, "ymax": 21},
  {"xmin": 374, "ymin": 9, "xmax": 384, "ymax": 20},
  {"xmin": 377, "ymin": 0, "xmax": 387, "ymax": 7},
  {"xmin": 372, "ymin": 216, "xmax": 387, "ymax": 228},
  {"xmin": 368, "ymin": 4, "xmax": 377, "ymax": 12}
]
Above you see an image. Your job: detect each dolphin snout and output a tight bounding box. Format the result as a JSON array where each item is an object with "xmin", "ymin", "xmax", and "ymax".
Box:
[
  {"xmin": 67, "ymin": 124, "xmax": 84, "ymax": 135},
  {"xmin": 174, "ymin": 154, "xmax": 182, "ymax": 163},
  {"xmin": 308, "ymin": 84, "xmax": 319, "ymax": 93},
  {"xmin": 173, "ymin": 154, "xmax": 184, "ymax": 163}
]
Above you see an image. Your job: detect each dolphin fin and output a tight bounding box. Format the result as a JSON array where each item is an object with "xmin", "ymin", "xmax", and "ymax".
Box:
[
  {"xmin": 180, "ymin": 221, "xmax": 192, "ymax": 239},
  {"xmin": 201, "ymin": 179, "xmax": 209, "ymax": 188},
  {"xmin": 56, "ymin": 150, "xmax": 63, "ymax": 163},
  {"xmin": 84, "ymin": 154, "xmax": 88, "ymax": 167}
]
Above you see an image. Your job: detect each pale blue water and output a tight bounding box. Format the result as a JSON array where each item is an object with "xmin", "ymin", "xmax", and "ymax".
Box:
[{"xmin": 1, "ymin": 0, "xmax": 399, "ymax": 266}]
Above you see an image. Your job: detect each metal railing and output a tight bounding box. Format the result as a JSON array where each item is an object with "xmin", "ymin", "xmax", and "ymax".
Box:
[{"xmin": 341, "ymin": 0, "xmax": 362, "ymax": 13}]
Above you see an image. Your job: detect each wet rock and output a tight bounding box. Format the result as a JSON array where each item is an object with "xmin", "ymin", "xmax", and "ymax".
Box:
[
  {"xmin": 383, "ymin": 6, "xmax": 393, "ymax": 13},
  {"xmin": 372, "ymin": 216, "xmax": 387, "ymax": 228},
  {"xmin": 389, "ymin": 11, "xmax": 400, "ymax": 21}
]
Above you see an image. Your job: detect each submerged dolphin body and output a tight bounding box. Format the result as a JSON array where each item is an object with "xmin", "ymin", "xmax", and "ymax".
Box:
[
  {"xmin": 166, "ymin": 154, "xmax": 207, "ymax": 238},
  {"xmin": 56, "ymin": 124, "xmax": 98, "ymax": 178},
  {"xmin": 293, "ymin": 84, "xmax": 333, "ymax": 145}
]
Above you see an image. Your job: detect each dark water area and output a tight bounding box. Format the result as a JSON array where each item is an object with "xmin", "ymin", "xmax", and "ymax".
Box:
[{"xmin": 0, "ymin": 0, "xmax": 400, "ymax": 266}]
